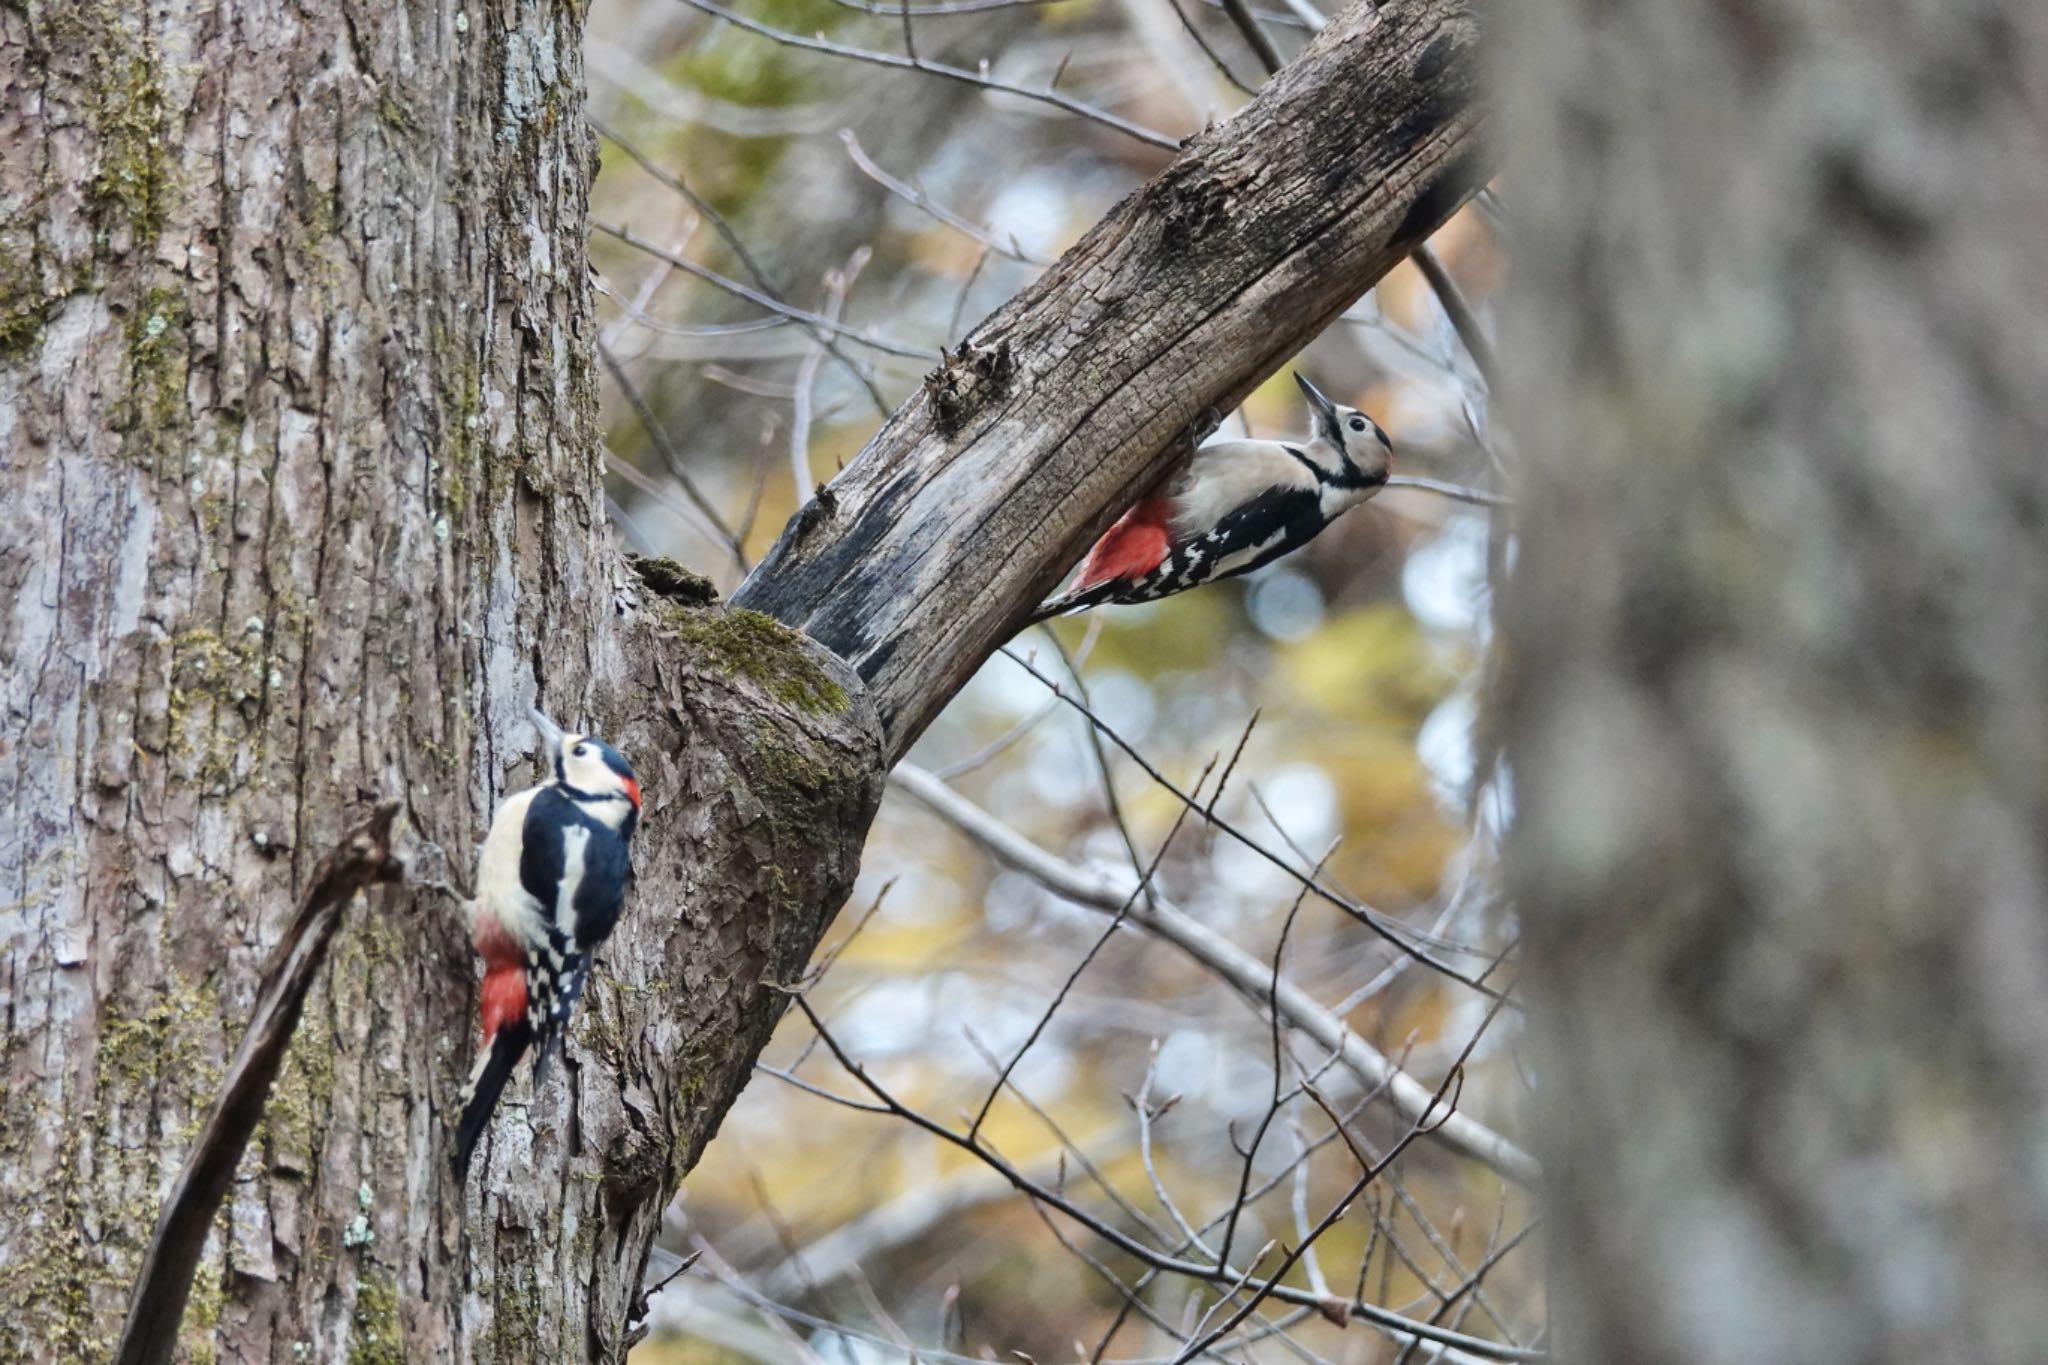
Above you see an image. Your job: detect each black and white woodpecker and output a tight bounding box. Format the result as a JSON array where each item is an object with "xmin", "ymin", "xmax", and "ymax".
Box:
[
  {"xmin": 452, "ymin": 708, "xmax": 642, "ymax": 1180},
  {"xmin": 1032, "ymin": 373, "xmax": 1392, "ymax": 622}
]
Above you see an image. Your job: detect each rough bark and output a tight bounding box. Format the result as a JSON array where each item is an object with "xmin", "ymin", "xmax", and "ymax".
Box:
[
  {"xmin": 734, "ymin": 0, "xmax": 1484, "ymax": 757},
  {"xmin": 0, "ymin": 0, "xmax": 878, "ymax": 1359},
  {"xmin": 0, "ymin": 0, "xmax": 1479, "ymax": 1356},
  {"xmin": 1498, "ymin": 3, "xmax": 2048, "ymax": 1361}
]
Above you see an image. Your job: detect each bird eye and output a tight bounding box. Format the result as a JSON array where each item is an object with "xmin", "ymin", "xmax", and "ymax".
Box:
[
  {"xmin": 573, "ymin": 743, "xmax": 589, "ymax": 757},
  {"xmin": 1348, "ymin": 417, "xmax": 1367, "ymax": 433}
]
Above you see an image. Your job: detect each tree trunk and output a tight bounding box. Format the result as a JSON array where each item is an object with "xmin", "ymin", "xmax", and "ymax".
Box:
[
  {"xmin": 0, "ymin": 0, "xmax": 1480, "ymax": 1357},
  {"xmin": 0, "ymin": 0, "xmax": 880, "ymax": 1357},
  {"xmin": 1498, "ymin": 3, "xmax": 2048, "ymax": 1360}
]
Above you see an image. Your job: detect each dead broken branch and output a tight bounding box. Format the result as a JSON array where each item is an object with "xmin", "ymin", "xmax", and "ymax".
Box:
[{"xmin": 115, "ymin": 802, "xmax": 405, "ymax": 1365}]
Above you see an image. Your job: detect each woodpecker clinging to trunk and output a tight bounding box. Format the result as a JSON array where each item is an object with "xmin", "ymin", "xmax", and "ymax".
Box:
[
  {"xmin": 452, "ymin": 708, "xmax": 641, "ymax": 1180},
  {"xmin": 1032, "ymin": 374, "xmax": 1392, "ymax": 623}
]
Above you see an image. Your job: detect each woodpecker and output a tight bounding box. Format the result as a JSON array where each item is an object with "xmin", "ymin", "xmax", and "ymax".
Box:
[
  {"xmin": 1032, "ymin": 374, "xmax": 1392, "ymax": 623},
  {"xmin": 452, "ymin": 708, "xmax": 642, "ymax": 1180}
]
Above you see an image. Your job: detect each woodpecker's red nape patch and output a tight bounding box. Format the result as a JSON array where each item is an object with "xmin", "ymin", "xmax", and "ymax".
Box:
[
  {"xmin": 1076, "ymin": 496, "xmax": 1172, "ymax": 589},
  {"xmin": 480, "ymin": 964, "xmax": 527, "ymax": 1045},
  {"xmin": 622, "ymin": 775, "xmax": 642, "ymax": 809}
]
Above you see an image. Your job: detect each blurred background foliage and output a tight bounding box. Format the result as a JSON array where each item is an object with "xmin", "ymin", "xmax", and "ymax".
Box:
[{"xmin": 584, "ymin": 0, "xmax": 1532, "ymax": 1356}]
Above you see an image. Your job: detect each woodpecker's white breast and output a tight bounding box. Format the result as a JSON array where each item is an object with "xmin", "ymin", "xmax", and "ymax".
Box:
[
  {"xmin": 474, "ymin": 784, "xmax": 546, "ymax": 944},
  {"xmin": 1168, "ymin": 440, "xmax": 1319, "ymax": 540}
]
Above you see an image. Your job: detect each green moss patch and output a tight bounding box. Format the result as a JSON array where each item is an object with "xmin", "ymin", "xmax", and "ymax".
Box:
[
  {"xmin": 667, "ymin": 606, "xmax": 847, "ymax": 716},
  {"xmin": 347, "ymin": 1272, "xmax": 404, "ymax": 1365}
]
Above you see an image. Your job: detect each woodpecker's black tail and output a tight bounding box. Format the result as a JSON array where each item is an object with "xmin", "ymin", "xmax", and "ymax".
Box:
[
  {"xmin": 453, "ymin": 1019, "xmax": 532, "ymax": 1180},
  {"xmin": 1027, "ymin": 581, "xmax": 1118, "ymax": 627}
]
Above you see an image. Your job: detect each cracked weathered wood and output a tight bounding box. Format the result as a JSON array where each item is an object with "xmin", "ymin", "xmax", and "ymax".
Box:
[{"xmin": 733, "ymin": 0, "xmax": 1484, "ymax": 758}]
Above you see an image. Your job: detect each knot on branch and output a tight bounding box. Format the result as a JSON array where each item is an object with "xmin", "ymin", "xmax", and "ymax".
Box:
[
  {"xmin": 1154, "ymin": 161, "xmax": 1249, "ymax": 250},
  {"xmin": 629, "ymin": 554, "xmax": 720, "ymax": 607},
  {"xmin": 789, "ymin": 482, "xmax": 838, "ymax": 544},
  {"xmin": 923, "ymin": 338, "xmax": 1015, "ymax": 437}
]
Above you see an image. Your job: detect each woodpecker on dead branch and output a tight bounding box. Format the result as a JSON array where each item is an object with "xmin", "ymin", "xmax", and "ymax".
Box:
[
  {"xmin": 452, "ymin": 708, "xmax": 641, "ymax": 1180},
  {"xmin": 1031, "ymin": 373, "xmax": 1393, "ymax": 623}
]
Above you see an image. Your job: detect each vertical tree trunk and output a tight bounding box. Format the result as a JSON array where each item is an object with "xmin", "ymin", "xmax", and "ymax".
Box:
[
  {"xmin": 1498, "ymin": 3, "xmax": 2048, "ymax": 1360},
  {"xmin": 0, "ymin": 0, "xmax": 879, "ymax": 1358}
]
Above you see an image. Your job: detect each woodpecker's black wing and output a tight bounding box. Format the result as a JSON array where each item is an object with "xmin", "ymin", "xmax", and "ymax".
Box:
[
  {"xmin": 1027, "ymin": 578, "xmax": 1123, "ymax": 625},
  {"xmin": 453, "ymin": 1014, "xmax": 534, "ymax": 1179},
  {"xmin": 572, "ymin": 821, "xmax": 633, "ymax": 950},
  {"xmin": 1119, "ymin": 485, "xmax": 1326, "ymax": 605},
  {"xmin": 516, "ymin": 788, "xmax": 574, "ymax": 917},
  {"xmin": 514, "ymin": 789, "xmax": 636, "ymax": 1086}
]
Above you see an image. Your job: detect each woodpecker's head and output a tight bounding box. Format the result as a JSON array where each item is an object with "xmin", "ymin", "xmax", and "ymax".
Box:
[
  {"xmin": 532, "ymin": 707, "xmax": 642, "ymax": 813},
  {"xmin": 1295, "ymin": 373, "xmax": 1392, "ymax": 488}
]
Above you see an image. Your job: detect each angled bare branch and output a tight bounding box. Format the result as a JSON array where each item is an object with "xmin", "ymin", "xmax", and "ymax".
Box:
[{"xmin": 732, "ymin": 0, "xmax": 1486, "ymax": 757}]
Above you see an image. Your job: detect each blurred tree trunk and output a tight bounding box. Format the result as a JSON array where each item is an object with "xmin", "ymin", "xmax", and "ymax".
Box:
[
  {"xmin": 1499, "ymin": 3, "xmax": 2048, "ymax": 1361},
  {"xmin": 0, "ymin": 0, "xmax": 1479, "ymax": 1357}
]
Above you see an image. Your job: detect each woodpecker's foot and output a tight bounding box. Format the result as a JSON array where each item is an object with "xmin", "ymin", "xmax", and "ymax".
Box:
[
  {"xmin": 401, "ymin": 835, "xmax": 474, "ymax": 907},
  {"xmin": 412, "ymin": 876, "xmax": 470, "ymax": 906},
  {"xmin": 1187, "ymin": 405, "xmax": 1224, "ymax": 448}
]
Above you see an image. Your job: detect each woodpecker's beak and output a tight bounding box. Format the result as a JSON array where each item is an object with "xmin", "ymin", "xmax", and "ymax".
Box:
[
  {"xmin": 1293, "ymin": 372, "xmax": 1344, "ymax": 446},
  {"xmin": 530, "ymin": 706, "xmax": 567, "ymax": 762}
]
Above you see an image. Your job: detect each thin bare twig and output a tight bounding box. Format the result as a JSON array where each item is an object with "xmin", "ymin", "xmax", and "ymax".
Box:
[
  {"xmin": 1386, "ymin": 473, "xmax": 1513, "ymax": 509},
  {"xmin": 997, "ymin": 648, "xmax": 1517, "ymax": 999},
  {"xmin": 890, "ymin": 765, "xmax": 1539, "ymax": 1182},
  {"xmin": 1170, "ymin": 996, "xmax": 1513, "ymax": 1364},
  {"xmin": 945, "ymin": 242, "xmax": 993, "ymax": 346},
  {"xmin": 1160, "ymin": 0, "xmax": 1261, "ymax": 95},
  {"xmin": 840, "ymin": 129, "xmax": 1053, "ymax": 266},
  {"xmin": 591, "ymin": 218, "xmax": 941, "ymax": 361},
  {"xmin": 599, "ymin": 342, "xmax": 748, "ymax": 565},
  {"xmin": 675, "ymin": 0, "xmax": 1180, "ymax": 151},
  {"xmin": 967, "ymin": 755, "xmax": 1219, "ymax": 1138},
  {"xmin": 789, "ymin": 994, "xmax": 1539, "ymax": 1362},
  {"xmin": 792, "ymin": 249, "xmax": 870, "ymax": 506},
  {"xmin": 591, "ymin": 115, "xmax": 890, "ymax": 414},
  {"xmin": 1411, "ymin": 243, "xmax": 1501, "ymax": 394},
  {"xmin": 1216, "ymin": 0, "xmax": 1284, "ymax": 74}
]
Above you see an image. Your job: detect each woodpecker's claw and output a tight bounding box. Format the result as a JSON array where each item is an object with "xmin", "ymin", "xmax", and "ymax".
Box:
[{"xmin": 401, "ymin": 835, "xmax": 474, "ymax": 907}]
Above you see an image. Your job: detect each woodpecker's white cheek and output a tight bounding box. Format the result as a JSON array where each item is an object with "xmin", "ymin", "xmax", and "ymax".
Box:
[{"xmin": 563, "ymin": 751, "xmax": 604, "ymax": 792}]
